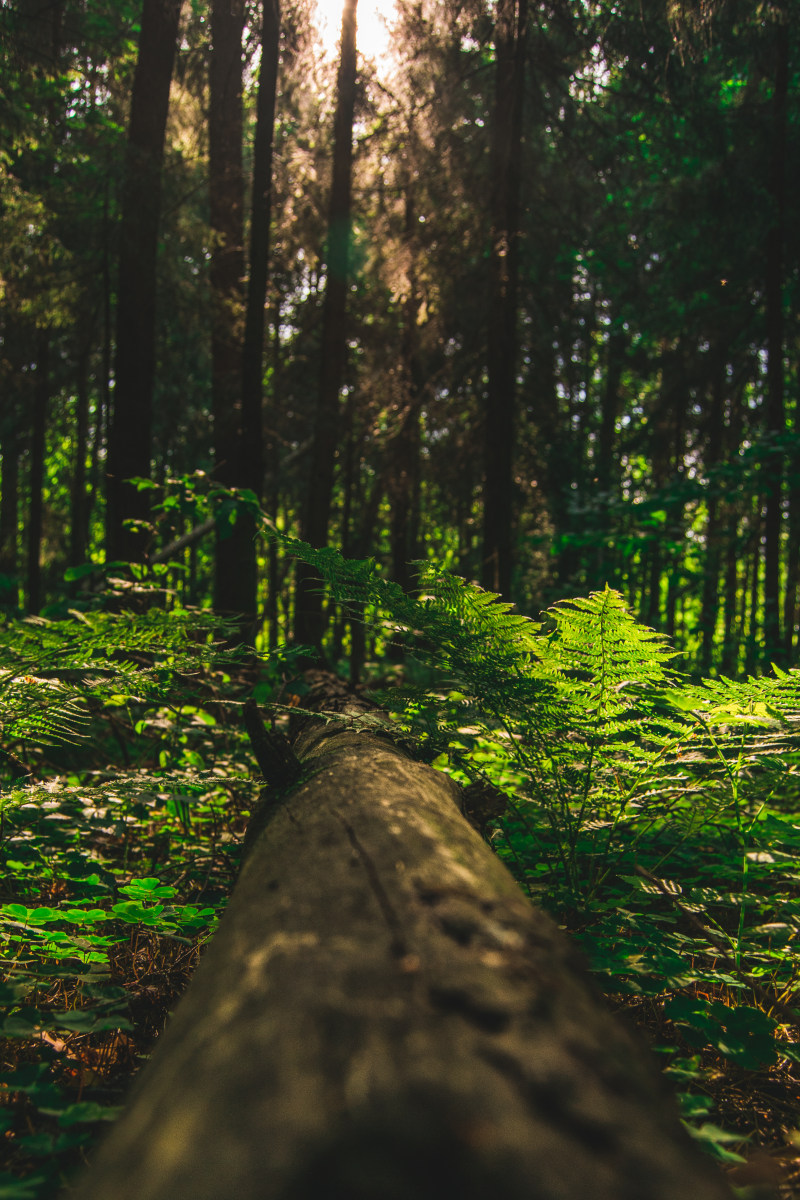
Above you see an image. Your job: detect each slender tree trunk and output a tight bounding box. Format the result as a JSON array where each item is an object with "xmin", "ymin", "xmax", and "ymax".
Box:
[
  {"xmin": 27, "ymin": 333, "xmax": 49, "ymax": 614},
  {"xmin": 388, "ymin": 186, "xmax": 424, "ymax": 599},
  {"xmin": 784, "ymin": 464, "xmax": 800, "ymax": 662},
  {"xmin": 92, "ymin": 178, "xmax": 113, "ymax": 510},
  {"xmin": 0, "ymin": 360, "xmax": 20, "ymax": 610},
  {"xmin": 69, "ymin": 342, "xmax": 91, "ymax": 567},
  {"xmin": 699, "ymin": 354, "xmax": 725, "ymax": 673},
  {"xmin": 745, "ymin": 505, "xmax": 762, "ymax": 677},
  {"xmin": 592, "ymin": 328, "xmax": 624, "ymax": 589},
  {"xmin": 721, "ymin": 524, "xmax": 740, "ymax": 676},
  {"xmin": 266, "ymin": 300, "xmax": 283, "ymax": 651},
  {"xmin": 763, "ymin": 18, "xmax": 789, "ymax": 665},
  {"xmin": 209, "ymin": 0, "xmax": 249, "ymax": 617},
  {"xmin": 481, "ymin": 0, "xmax": 527, "ymax": 598},
  {"xmin": 236, "ymin": 0, "xmax": 281, "ymax": 629},
  {"xmin": 106, "ymin": 0, "xmax": 183, "ymax": 563},
  {"xmin": 295, "ymin": 0, "xmax": 358, "ymax": 648}
]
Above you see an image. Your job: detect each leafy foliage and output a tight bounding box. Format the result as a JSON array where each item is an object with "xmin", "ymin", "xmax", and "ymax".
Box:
[{"xmin": 0, "ymin": 601, "xmax": 258, "ymax": 1197}]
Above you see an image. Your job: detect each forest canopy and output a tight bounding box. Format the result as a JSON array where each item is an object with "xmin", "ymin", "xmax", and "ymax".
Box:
[{"xmin": 0, "ymin": 0, "xmax": 797, "ymax": 674}]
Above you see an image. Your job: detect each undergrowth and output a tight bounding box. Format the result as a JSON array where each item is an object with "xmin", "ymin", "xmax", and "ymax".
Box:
[
  {"xmin": 3, "ymin": 532, "xmax": 800, "ymax": 1194},
  {"xmin": 0, "ymin": 590, "xmax": 263, "ymax": 1197}
]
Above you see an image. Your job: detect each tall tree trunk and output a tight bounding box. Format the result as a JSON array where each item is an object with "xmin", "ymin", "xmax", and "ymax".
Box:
[
  {"xmin": 27, "ymin": 333, "xmax": 49, "ymax": 614},
  {"xmin": 481, "ymin": 0, "xmax": 527, "ymax": 598},
  {"xmin": 745, "ymin": 504, "xmax": 762, "ymax": 677},
  {"xmin": 784, "ymin": 462, "xmax": 800, "ymax": 663},
  {"xmin": 209, "ymin": 0, "xmax": 248, "ymax": 616},
  {"xmin": 266, "ymin": 299, "xmax": 283, "ymax": 651},
  {"xmin": 388, "ymin": 184, "xmax": 424, "ymax": 598},
  {"xmin": 90, "ymin": 177, "xmax": 113, "ymax": 521},
  {"xmin": 295, "ymin": 0, "xmax": 358, "ymax": 648},
  {"xmin": 591, "ymin": 328, "xmax": 624, "ymax": 590},
  {"xmin": 69, "ymin": 341, "xmax": 91, "ymax": 567},
  {"xmin": 0, "ymin": 354, "xmax": 20, "ymax": 611},
  {"xmin": 237, "ymin": 0, "xmax": 281, "ymax": 628},
  {"xmin": 763, "ymin": 18, "xmax": 789, "ymax": 665},
  {"xmin": 699, "ymin": 353, "xmax": 725, "ymax": 674},
  {"xmin": 105, "ymin": 0, "xmax": 183, "ymax": 563}
]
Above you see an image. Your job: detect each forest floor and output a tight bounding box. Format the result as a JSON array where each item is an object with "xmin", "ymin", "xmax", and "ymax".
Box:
[{"xmin": 2, "ymin": 659, "xmax": 800, "ymax": 1199}]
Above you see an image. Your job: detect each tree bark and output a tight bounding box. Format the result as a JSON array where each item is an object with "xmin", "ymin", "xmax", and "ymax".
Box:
[
  {"xmin": 0, "ymin": 328, "xmax": 21, "ymax": 611},
  {"xmin": 295, "ymin": 0, "xmax": 358, "ymax": 648},
  {"xmin": 74, "ymin": 704, "xmax": 732, "ymax": 1200},
  {"xmin": 105, "ymin": 0, "xmax": 183, "ymax": 563},
  {"xmin": 234, "ymin": 0, "xmax": 281, "ymax": 629},
  {"xmin": 481, "ymin": 0, "xmax": 527, "ymax": 599},
  {"xmin": 763, "ymin": 17, "xmax": 789, "ymax": 666},
  {"xmin": 27, "ymin": 331, "xmax": 49, "ymax": 614},
  {"xmin": 69, "ymin": 340, "xmax": 91, "ymax": 568},
  {"xmin": 209, "ymin": 0, "xmax": 247, "ymax": 616},
  {"xmin": 699, "ymin": 352, "xmax": 725, "ymax": 674}
]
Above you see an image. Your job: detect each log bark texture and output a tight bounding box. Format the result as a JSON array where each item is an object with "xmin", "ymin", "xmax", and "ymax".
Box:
[{"xmin": 73, "ymin": 718, "xmax": 732, "ymax": 1200}]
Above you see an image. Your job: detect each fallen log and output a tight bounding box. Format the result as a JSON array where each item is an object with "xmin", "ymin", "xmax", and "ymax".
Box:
[{"xmin": 72, "ymin": 707, "xmax": 733, "ymax": 1200}]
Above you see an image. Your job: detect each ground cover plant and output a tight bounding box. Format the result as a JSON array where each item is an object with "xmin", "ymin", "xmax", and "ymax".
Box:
[
  {"xmin": 0, "ymin": 591, "xmax": 263, "ymax": 1197},
  {"xmin": 3, "ymin": 546, "xmax": 800, "ymax": 1196}
]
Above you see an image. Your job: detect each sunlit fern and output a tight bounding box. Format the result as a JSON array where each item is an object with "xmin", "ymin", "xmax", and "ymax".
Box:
[
  {"xmin": 276, "ymin": 532, "xmax": 800, "ymax": 897},
  {"xmin": 0, "ymin": 606, "xmax": 244, "ymax": 823}
]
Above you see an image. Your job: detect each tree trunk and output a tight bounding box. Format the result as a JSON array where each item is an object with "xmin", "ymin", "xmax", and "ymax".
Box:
[
  {"xmin": 209, "ymin": 0, "xmax": 251, "ymax": 620},
  {"xmin": 699, "ymin": 353, "xmax": 725, "ymax": 674},
  {"xmin": 295, "ymin": 0, "xmax": 358, "ymax": 648},
  {"xmin": 481, "ymin": 0, "xmax": 526, "ymax": 599},
  {"xmin": 27, "ymin": 332, "xmax": 48, "ymax": 614},
  {"xmin": 236, "ymin": 0, "xmax": 281, "ymax": 628},
  {"xmin": 105, "ymin": 0, "xmax": 183, "ymax": 563},
  {"xmin": 69, "ymin": 341, "xmax": 90, "ymax": 568},
  {"xmin": 591, "ymin": 327, "xmax": 625, "ymax": 590},
  {"xmin": 0, "ymin": 333, "xmax": 21, "ymax": 611},
  {"xmin": 763, "ymin": 18, "xmax": 789, "ymax": 666},
  {"xmin": 74, "ymin": 698, "xmax": 733, "ymax": 1200},
  {"xmin": 745, "ymin": 504, "xmax": 763, "ymax": 677}
]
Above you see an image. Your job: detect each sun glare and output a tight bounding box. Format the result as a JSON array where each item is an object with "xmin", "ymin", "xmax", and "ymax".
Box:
[{"xmin": 316, "ymin": 0, "xmax": 397, "ymax": 72}]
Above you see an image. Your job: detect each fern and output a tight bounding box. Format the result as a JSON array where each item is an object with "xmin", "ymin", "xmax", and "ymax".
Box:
[
  {"xmin": 0, "ymin": 605, "xmax": 246, "ymax": 829},
  {"xmin": 274, "ymin": 531, "xmax": 800, "ymax": 905}
]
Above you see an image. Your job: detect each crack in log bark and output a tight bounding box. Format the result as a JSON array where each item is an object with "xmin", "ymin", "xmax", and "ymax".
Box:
[{"xmin": 333, "ymin": 807, "xmax": 410, "ymax": 960}]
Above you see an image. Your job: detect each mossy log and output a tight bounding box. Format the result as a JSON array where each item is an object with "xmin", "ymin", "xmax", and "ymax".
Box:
[{"xmin": 73, "ymin": 716, "xmax": 733, "ymax": 1200}]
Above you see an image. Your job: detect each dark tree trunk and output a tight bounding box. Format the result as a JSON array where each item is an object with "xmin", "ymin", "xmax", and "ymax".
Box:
[
  {"xmin": 105, "ymin": 0, "xmax": 183, "ymax": 563},
  {"xmin": 295, "ymin": 0, "xmax": 358, "ymax": 648},
  {"xmin": 235, "ymin": 0, "xmax": 281, "ymax": 628},
  {"xmin": 646, "ymin": 345, "xmax": 687, "ymax": 634},
  {"xmin": 90, "ymin": 178, "xmax": 113, "ymax": 521},
  {"xmin": 209, "ymin": 0, "xmax": 249, "ymax": 618},
  {"xmin": 27, "ymin": 333, "xmax": 49, "ymax": 614},
  {"xmin": 745, "ymin": 504, "xmax": 762, "ymax": 677},
  {"xmin": 69, "ymin": 341, "xmax": 91, "ymax": 568},
  {"xmin": 721, "ymin": 523, "xmax": 740, "ymax": 676},
  {"xmin": 784, "ymin": 464, "xmax": 800, "ymax": 662},
  {"xmin": 0, "ymin": 435, "xmax": 19, "ymax": 605},
  {"xmin": 763, "ymin": 19, "xmax": 789, "ymax": 665},
  {"xmin": 0, "ymin": 328, "xmax": 20, "ymax": 609},
  {"xmin": 388, "ymin": 187, "xmax": 424, "ymax": 598},
  {"xmin": 699, "ymin": 354, "xmax": 725, "ymax": 674},
  {"xmin": 591, "ymin": 328, "xmax": 624, "ymax": 590},
  {"xmin": 481, "ymin": 0, "xmax": 527, "ymax": 598},
  {"xmin": 74, "ymin": 699, "xmax": 733, "ymax": 1200}
]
